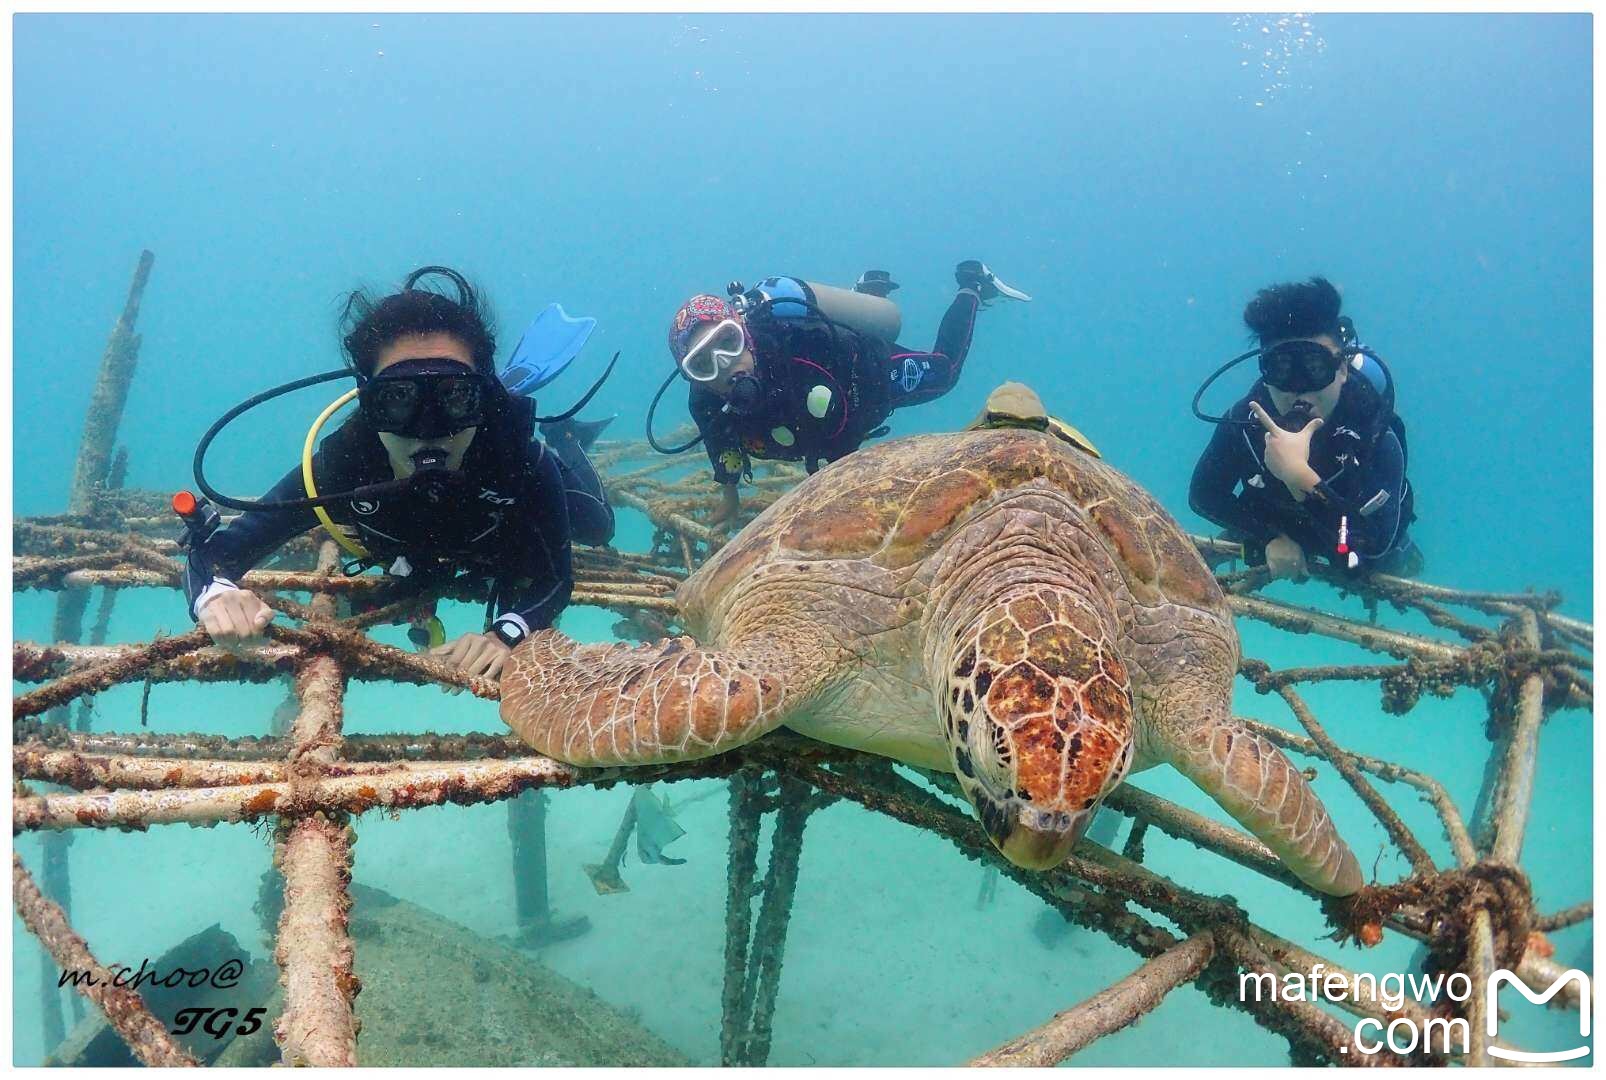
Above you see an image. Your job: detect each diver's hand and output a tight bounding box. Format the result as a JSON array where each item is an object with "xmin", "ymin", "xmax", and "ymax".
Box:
[
  {"xmin": 199, "ymin": 589, "xmax": 274, "ymax": 649},
  {"xmin": 431, "ymin": 632, "xmax": 512, "ymax": 681},
  {"xmin": 1265, "ymin": 535, "xmax": 1309, "ymax": 583},
  {"xmin": 1248, "ymin": 401, "xmax": 1322, "ymax": 497}
]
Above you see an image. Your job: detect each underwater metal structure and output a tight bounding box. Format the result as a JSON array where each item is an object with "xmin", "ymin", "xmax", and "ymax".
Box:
[{"xmin": 12, "ymin": 255, "xmax": 1594, "ymax": 1066}]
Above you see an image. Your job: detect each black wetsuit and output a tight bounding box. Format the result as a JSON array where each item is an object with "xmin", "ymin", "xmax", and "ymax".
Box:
[
  {"xmin": 1188, "ymin": 379, "xmax": 1416, "ymax": 574},
  {"xmin": 691, "ymin": 289, "xmax": 981, "ymax": 481},
  {"xmin": 183, "ymin": 397, "xmax": 614, "ymax": 644}
]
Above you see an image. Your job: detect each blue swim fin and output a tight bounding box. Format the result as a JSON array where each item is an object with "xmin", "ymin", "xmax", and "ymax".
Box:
[{"xmin": 500, "ymin": 303, "xmax": 598, "ymax": 396}]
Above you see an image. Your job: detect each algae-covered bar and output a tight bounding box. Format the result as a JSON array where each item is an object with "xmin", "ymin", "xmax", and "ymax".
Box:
[{"xmin": 11, "ymin": 250, "xmax": 1593, "ymax": 1067}]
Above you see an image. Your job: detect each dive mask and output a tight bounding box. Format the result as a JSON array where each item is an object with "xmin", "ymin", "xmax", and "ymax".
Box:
[
  {"xmin": 359, "ymin": 358, "xmax": 487, "ymax": 439},
  {"xmin": 1259, "ymin": 340, "xmax": 1345, "ymax": 394},
  {"xmin": 677, "ymin": 318, "xmax": 748, "ymax": 383}
]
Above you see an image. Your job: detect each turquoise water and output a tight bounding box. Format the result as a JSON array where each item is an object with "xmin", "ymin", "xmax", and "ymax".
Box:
[{"xmin": 13, "ymin": 13, "xmax": 1592, "ymax": 1066}]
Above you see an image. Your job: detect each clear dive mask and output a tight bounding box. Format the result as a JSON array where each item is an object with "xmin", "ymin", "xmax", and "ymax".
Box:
[{"xmin": 677, "ymin": 318, "xmax": 747, "ymax": 382}]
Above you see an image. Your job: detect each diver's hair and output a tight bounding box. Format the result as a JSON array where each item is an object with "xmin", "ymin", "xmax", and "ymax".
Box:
[
  {"xmin": 1243, "ymin": 276, "xmax": 1343, "ymax": 345},
  {"xmin": 340, "ymin": 265, "xmax": 498, "ymax": 378}
]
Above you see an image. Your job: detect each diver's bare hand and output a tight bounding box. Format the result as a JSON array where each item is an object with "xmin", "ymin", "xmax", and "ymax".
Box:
[
  {"xmin": 431, "ymin": 632, "xmax": 512, "ymax": 682},
  {"xmin": 1265, "ymin": 535, "xmax": 1309, "ymax": 583},
  {"xmin": 199, "ymin": 589, "xmax": 274, "ymax": 649},
  {"xmin": 1248, "ymin": 401, "xmax": 1322, "ymax": 496}
]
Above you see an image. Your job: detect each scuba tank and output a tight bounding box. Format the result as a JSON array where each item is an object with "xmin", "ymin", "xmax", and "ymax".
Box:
[{"xmin": 736, "ymin": 275, "xmax": 902, "ymax": 342}]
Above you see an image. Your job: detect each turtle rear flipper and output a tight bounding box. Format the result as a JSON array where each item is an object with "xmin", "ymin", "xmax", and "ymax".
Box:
[{"xmin": 500, "ymin": 629, "xmax": 832, "ymax": 767}]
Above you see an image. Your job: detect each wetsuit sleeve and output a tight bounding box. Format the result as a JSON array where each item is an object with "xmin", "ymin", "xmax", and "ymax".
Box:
[
  {"xmin": 1187, "ymin": 420, "xmax": 1280, "ymax": 546},
  {"xmin": 183, "ymin": 465, "xmax": 321, "ymax": 620},
  {"xmin": 690, "ymin": 389, "xmax": 748, "ymax": 485},
  {"xmin": 491, "ymin": 444, "xmax": 576, "ymax": 641}
]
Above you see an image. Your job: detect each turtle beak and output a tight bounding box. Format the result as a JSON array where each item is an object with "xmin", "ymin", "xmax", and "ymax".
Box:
[
  {"xmin": 1000, "ymin": 823, "xmax": 1079, "ymax": 870},
  {"xmin": 970, "ymin": 786, "xmax": 1092, "ymax": 871},
  {"xmin": 999, "ymin": 806, "xmax": 1095, "ymax": 870}
]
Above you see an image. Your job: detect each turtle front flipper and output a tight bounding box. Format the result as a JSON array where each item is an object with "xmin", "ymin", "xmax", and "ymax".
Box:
[
  {"xmin": 500, "ymin": 629, "xmax": 815, "ymax": 767},
  {"xmin": 932, "ymin": 583, "xmax": 1136, "ymax": 871},
  {"xmin": 1165, "ymin": 719, "xmax": 1364, "ymax": 896}
]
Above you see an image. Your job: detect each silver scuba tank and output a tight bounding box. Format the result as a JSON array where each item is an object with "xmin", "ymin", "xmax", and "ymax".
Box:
[{"xmin": 738, "ymin": 275, "xmax": 902, "ymax": 342}]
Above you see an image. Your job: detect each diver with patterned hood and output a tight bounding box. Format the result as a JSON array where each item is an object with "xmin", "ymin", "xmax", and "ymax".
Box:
[
  {"xmin": 181, "ymin": 266, "xmax": 617, "ymax": 679},
  {"xmin": 650, "ymin": 262, "xmax": 1031, "ymax": 524},
  {"xmin": 1189, "ymin": 276, "xmax": 1422, "ymax": 581}
]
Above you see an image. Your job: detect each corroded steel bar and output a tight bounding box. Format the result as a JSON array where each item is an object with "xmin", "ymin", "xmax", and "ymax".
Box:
[
  {"xmin": 17, "ymin": 725, "xmax": 290, "ymax": 760},
  {"xmin": 13, "ymin": 630, "xmax": 213, "ymax": 719},
  {"xmin": 272, "ymin": 814, "xmax": 358, "ymax": 1067},
  {"xmin": 15, "ymin": 746, "xmax": 287, "ymax": 790},
  {"xmin": 274, "ymin": 542, "xmax": 358, "ymax": 1067},
  {"xmin": 967, "ymin": 932, "xmax": 1216, "ymax": 1066},
  {"xmin": 11, "ymin": 638, "xmax": 286, "ymax": 681},
  {"xmin": 1229, "ymin": 592, "xmax": 1466, "ymax": 662},
  {"xmin": 610, "ymin": 487, "xmax": 722, "ymax": 545},
  {"xmin": 42, "ymin": 568, "xmax": 680, "ymax": 616},
  {"xmin": 571, "ymin": 589, "xmax": 679, "ymax": 613},
  {"xmin": 1543, "ymin": 611, "xmax": 1592, "ymax": 650},
  {"xmin": 12, "ymin": 744, "xmax": 487, "ymax": 791},
  {"xmin": 1236, "ymin": 716, "xmax": 1478, "ymax": 869},
  {"xmin": 1534, "ymin": 900, "xmax": 1591, "ymax": 932},
  {"xmin": 1487, "ymin": 611, "xmax": 1546, "ymax": 865},
  {"xmin": 1210, "ymin": 925, "xmax": 1381, "ymax": 1065},
  {"xmin": 1104, "ymin": 784, "xmax": 1309, "ymax": 895},
  {"xmin": 12, "ymin": 853, "xmax": 198, "ymax": 1067},
  {"xmin": 1520, "ymin": 953, "xmax": 1584, "ymax": 1011},
  {"xmin": 1243, "ymin": 925, "xmax": 1442, "ymax": 1033},
  {"xmin": 1465, "ymin": 909, "xmax": 1496, "ymax": 1066},
  {"xmin": 12, "ymin": 636, "xmax": 495, "ymax": 700},
  {"xmin": 68, "ymin": 250, "xmax": 154, "ymax": 514},
  {"xmin": 33, "ymin": 727, "xmax": 528, "ymax": 765},
  {"xmin": 14, "ymin": 758, "xmax": 585, "ymax": 832},
  {"xmin": 1276, "ymin": 686, "xmax": 1435, "ymax": 876}
]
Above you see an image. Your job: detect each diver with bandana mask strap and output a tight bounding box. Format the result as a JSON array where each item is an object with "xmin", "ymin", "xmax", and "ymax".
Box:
[
  {"xmin": 1188, "ymin": 276, "xmax": 1422, "ymax": 582},
  {"xmin": 651, "ymin": 262, "xmax": 1030, "ymax": 527}
]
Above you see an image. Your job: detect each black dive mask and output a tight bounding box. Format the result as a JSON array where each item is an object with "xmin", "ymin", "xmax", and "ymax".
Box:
[
  {"xmin": 726, "ymin": 371, "xmax": 765, "ymax": 416},
  {"xmin": 359, "ymin": 358, "xmax": 488, "ymax": 439},
  {"xmin": 1259, "ymin": 340, "xmax": 1344, "ymax": 394}
]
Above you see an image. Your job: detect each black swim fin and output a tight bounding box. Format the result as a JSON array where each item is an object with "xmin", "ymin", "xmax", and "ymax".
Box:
[{"xmin": 539, "ymin": 414, "xmax": 616, "ymax": 451}]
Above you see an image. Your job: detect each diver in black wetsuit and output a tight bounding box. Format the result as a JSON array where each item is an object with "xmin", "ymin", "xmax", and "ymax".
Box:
[
  {"xmin": 184, "ymin": 267, "xmax": 615, "ymax": 680},
  {"xmin": 1189, "ymin": 276, "xmax": 1421, "ymax": 582},
  {"xmin": 656, "ymin": 261, "xmax": 1030, "ymax": 525}
]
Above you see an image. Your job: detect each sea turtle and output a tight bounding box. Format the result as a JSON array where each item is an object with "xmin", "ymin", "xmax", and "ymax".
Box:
[{"xmin": 501, "ymin": 386, "xmax": 1363, "ymax": 896}]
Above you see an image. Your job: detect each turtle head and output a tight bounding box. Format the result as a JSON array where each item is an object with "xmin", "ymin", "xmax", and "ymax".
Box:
[{"xmin": 936, "ymin": 585, "xmax": 1136, "ymax": 871}]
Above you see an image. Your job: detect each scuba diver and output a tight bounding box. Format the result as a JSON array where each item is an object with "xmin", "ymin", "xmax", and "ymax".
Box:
[
  {"xmin": 179, "ymin": 266, "xmax": 618, "ymax": 679},
  {"xmin": 650, "ymin": 261, "xmax": 1031, "ymax": 524},
  {"xmin": 1189, "ymin": 276, "xmax": 1422, "ymax": 582}
]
